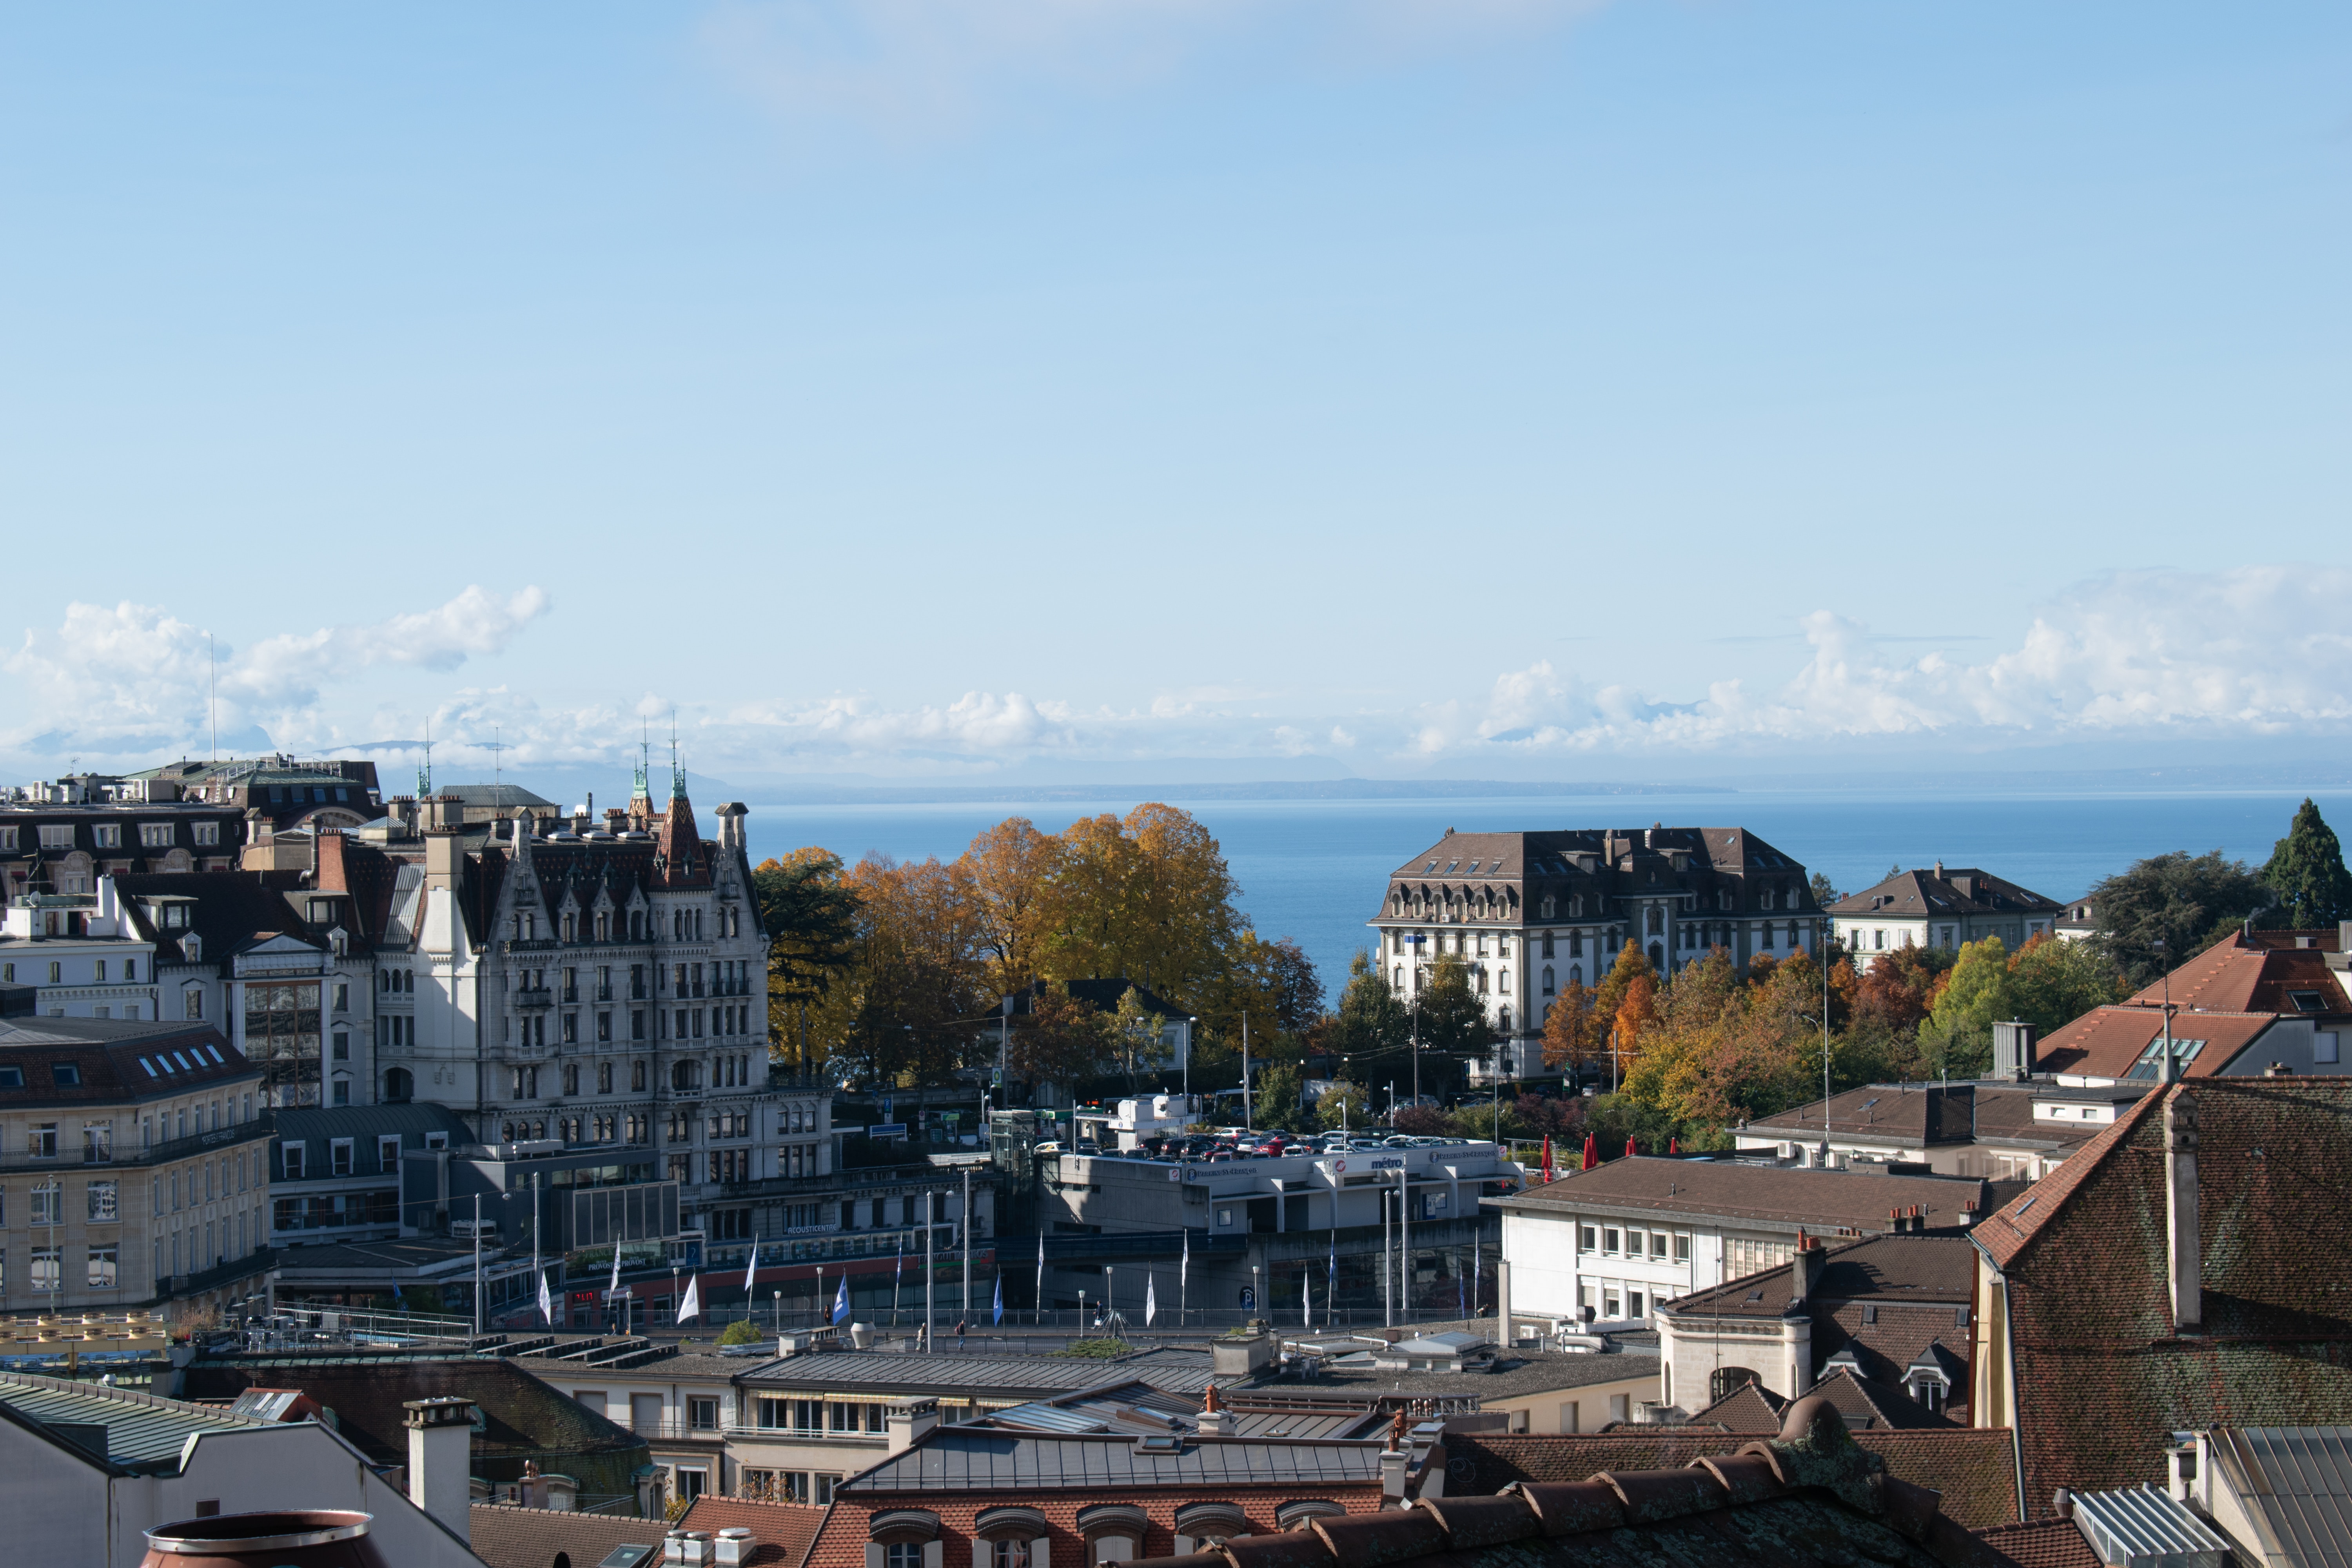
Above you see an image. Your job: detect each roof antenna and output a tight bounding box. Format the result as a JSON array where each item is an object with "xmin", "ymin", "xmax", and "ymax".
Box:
[
  {"xmin": 207, "ymin": 632, "xmax": 219, "ymax": 763},
  {"xmin": 419, "ymin": 719, "xmax": 433, "ymax": 799}
]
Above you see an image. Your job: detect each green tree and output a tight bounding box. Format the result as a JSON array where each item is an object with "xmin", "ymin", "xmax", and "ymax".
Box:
[
  {"xmin": 755, "ymin": 849, "xmax": 864, "ymax": 1070},
  {"xmin": 2089, "ymin": 850, "xmax": 2270, "ymax": 986},
  {"xmin": 1313, "ymin": 1078, "xmax": 1369, "ymax": 1132},
  {"xmin": 2006, "ymin": 933, "xmax": 2124, "ymax": 1034},
  {"xmin": 2263, "ymin": 799, "xmax": 2352, "ymax": 929},
  {"xmin": 1254, "ymin": 1059, "xmax": 1306, "ymax": 1131},
  {"xmin": 1920, "ymin": 936, "xmax": 2013, "ymax": 1077},
  {"xmin": 718, "ymin": 1318, "xmax": 761, "ymax": 1346},
  {"xmin": 1413, "ymin": 953, "xmax": 1495, "ymax": 1093},
  {"xmin": 1810, "ymin": 870, "xmax": 1841, "ymax": 907},
  {"xmin": 1328, "ymin": 951, "xmax": 1410, "ymax": 1070},
  {"xmin": 1109, "ymin": 986, "xmax": 1170, "ymax": 1092}
]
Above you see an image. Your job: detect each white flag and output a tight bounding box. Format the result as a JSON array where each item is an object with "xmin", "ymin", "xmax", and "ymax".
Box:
[
  {"xmin": 1145, "ymin": 1273, "xmax": 1158, "ymax": 1327},
  {"xmin": 537, "ymin": 1269, "xmax": 554, "ymax": 1327},
  {"xmin": 743, "ymin": 1240, "xmax": 759, "ymax": 1295},
  {"xmin": 607, "ymin": 1246, "xmax": 621, "ymax": 1298},
  {"xmin": 679, "ymin": 1273, "xmax": 702, "ymax": 1325},
  {"xmin": 1180, "ymin": 1229, "xmax": 1189, "ymax": 1292}
]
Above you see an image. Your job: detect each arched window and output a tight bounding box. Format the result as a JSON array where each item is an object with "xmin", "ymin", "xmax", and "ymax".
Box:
[
  {"xmin": 1499, "ymin": 1007, "xmax": 1512, "ymax": 1033},
  {"xmin": 1648, "ymin": 942, "xmax": 1664, "ymax": 967},
  {"xmin": 1788, "ymin": 920, "xmax": 1802, "ymax": 948},
  {"xmin": 1392, "ymin": 966, "xmax": 1403, "ymax": 989},
  {"xmin": 1646, "ymin": 907, "xmax": 1663, "ymax": 935},
  {"xmin": 384, "ymin": 1067, "xmax": 412, "ymax": 1102},
  {"xmin": 1570, "ymin": 964, "xmax": 1583, "ymax": 985},
  {"xmin": 1541, "ymin": 965, "xmax": 1555, "ymax": 996},
  {"xmin": 1542, "ymin": 930, "xmax": 1555, "ymax": 958}
]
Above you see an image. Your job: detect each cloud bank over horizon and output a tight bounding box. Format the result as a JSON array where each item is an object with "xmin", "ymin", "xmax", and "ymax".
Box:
[{"xmin": 4, "ymin": 566, "xmax": 2348, "ymax": 783}]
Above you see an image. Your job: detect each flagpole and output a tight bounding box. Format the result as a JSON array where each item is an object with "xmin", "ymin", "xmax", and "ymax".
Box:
[
  {"xmin": 961, "ymin": 1167, "xmax": 973, "ymax": 1331},
  {"xmin": 1034, "ymin": 1231, "xmax": 1045, "ymax": 1330},
  {"xmin": 924, "ymin": 1197, "xmax": 935, "ymax": 1349},
  {"xmin": 1180, "ymin": 1229, "xmax": 1189, "ymax": 1330}
]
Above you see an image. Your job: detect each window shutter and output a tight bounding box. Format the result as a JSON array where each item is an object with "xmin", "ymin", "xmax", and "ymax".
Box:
[
  {"xmin": 923, "ymin": 1544, "xmax": 943, "ymax": 1568},
  {"xmin": 1172, "ymin": 1541, "xmax": 1194, "ymax": 1559},
  {"xmin": 868, "ymin": 1548, "xmax": 887, "ymax": 1568},
  {"xmin": 1033, "ymin": 1538, "xmax": 1052, "ymax": 1568},
  {"xmin": 974, "ymin": 1543, "xmax": 990, "ymax": 1568}
]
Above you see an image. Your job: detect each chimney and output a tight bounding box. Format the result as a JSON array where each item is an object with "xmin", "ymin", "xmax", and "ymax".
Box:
[
  {"xmin": 424, "ymin": 826, "xmax": 465, "ymax": 894},
  {"xmin": 2165, "ymin": 1091, "xmax": 2201, "ymax": 1334},
  {"xmin": 1380, "ymin": 1410, "xmax": 1410, "ymax": 1499},
  {"xmin": 1993, "ymin": 1020, "xmax": 2038, "ymax": 1082},
  {"xmin": 1789, "ymin": 1232, "xmax": 1824, "ymax": 1303},
  {"xmin": 886, "ymin": 1397, "xmax": 938, "ymax": 1454},
  {"xmin": 403, "ymin": 1396, "xmax": 476, "ymax": 1542},
  {"xmin": 713, "ymin": 1528, "xmax": 756, "ymax": 1567},
  {"xmin": 667, "ymin": 1531, "xmax": 713, "ymax": 1566},
  {"xmin": 1198, "ymin": 1383, "xmax": 1229, "ymax": 1437},
  {"xmin": 1886, "ymin": 1208, "xmax": 1903, "ymax": 1235}
]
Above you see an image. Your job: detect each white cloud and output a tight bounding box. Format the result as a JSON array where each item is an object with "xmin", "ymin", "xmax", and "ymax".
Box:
[
  {"xmin": 698, "ymin": 0, "xmax": 1608, "ymax": 139},
  {"xmin": 1444, "ymin": 566, "xmax": 2352, "ymax": 755},
  {"xmin": 0, "ymin": 587, "xmax": 552, "ymax": 761},
  {"xmin": 6, "ymin": 566, "xmax": 2345, "ymax": 780}
]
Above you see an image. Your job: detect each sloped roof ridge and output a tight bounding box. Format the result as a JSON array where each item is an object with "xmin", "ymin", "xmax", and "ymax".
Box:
[{"xmin": 1973, "ymin": 1084, "xmax": 2172, "ymax": 1269}]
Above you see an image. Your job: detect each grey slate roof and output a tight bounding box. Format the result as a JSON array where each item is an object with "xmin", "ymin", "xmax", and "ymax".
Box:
[
  {"xmin": 738, "ymin": 1351, "xmax": 1215, "ymax": 1397},
  {"xmin": 0, "ymin": 1370, "xmax": 262, "ymax": 1469},
  {"xmin": 841, "ymin": 1427, "xmax": 1382, "ymax": 1492},
  {"xmin": 1492, "ymin": 1156, "xmax": 1992, "ymax": 1234}
]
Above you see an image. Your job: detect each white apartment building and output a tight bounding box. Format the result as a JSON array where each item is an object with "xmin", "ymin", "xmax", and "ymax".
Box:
[
  {"xmin": 1368, "ymin": 826, "xmax": 1824, "ymax": 1082},
  {"xmin": 1490, "ymin": 1156, "xmax": 1996, "ymax": 1327}
]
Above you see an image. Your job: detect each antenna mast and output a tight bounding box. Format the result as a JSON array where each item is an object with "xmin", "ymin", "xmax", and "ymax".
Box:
[
  {"xmin": 419, "ymin": 720, "xmax": 433, "ymax": 799},
  {"xmin": 207, "ymin": 633, "xmax": 219, "ymax": 762}
]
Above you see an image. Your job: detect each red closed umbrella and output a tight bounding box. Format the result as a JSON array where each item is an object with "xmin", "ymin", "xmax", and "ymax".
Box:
[
  {"xmin": 1540, "ymin": 1135, "xmax": 1554, "ymax": 1183},
  {"xmin": 1625, "ymin": 1136, "xmax": 1637, "ymax": 1159},
  {"xmin": 1669, "ymin": 1136, "xmax": 1679, "ymax": 1155},
  {"xmin": 1580, "ymin": 1134, "xmax": 1599, "ymax": 1171}
]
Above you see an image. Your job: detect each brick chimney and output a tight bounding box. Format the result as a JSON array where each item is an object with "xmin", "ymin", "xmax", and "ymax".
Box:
[
  {"xmin": 403, "ymin": 1396, "xmax": 475, "ymax": 1543},
  {"xmin": 2165, "ymin": 1091, "xmax": 2200, "ymax": 1334},
  {"xmin": 1788, "ymin": 1232, "xmax": 1825, "ymax": 1304}
]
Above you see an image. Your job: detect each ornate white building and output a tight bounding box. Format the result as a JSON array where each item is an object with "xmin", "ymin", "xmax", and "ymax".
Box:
[{"xmin": 311, "ymin": 762, "xmax": 829, "ymax": 1244}]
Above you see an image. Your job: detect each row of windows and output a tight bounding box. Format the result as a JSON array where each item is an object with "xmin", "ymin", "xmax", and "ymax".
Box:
[
  {"xmin": 1, "ymin": 958, "xmax": 141, "ymax": 985},
  {"xmin": 1575, "ymin": 1224, "xmax": 1693, "ymax": 1261},
  {"xmin": 2, "ymin": 1178, "xmax": 119, "ymax": 1224},
  {"xmin": 0, "ymin": 1243, "xmax": 120, "ymax": 1291},
  {"xmin": 0, "ymin": 820, "xmax": 224, "ymax": 851}
]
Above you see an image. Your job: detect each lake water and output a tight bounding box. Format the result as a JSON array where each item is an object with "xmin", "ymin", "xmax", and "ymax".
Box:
[{"xmin": 740, "ymin": 789, "xmax": 2352, "ymax": 1000}]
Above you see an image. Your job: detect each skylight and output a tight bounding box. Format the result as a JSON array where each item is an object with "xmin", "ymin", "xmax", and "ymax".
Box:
[
  {"xmin": 2290, "ymin": 991, "xmax": 2327, "ymax": 1013},
  {"xmin": 139, "ymin": 1058, "xmax": 158, "ymax": 1076}
]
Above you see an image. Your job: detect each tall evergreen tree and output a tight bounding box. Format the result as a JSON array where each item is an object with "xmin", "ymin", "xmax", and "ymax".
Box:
[{"xmin": 2262, "ymin": 799, "xmax": 2352, "ymax": 929}]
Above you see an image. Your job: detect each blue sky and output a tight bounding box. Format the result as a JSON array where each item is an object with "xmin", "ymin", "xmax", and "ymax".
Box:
[{"xmin": 3, "ymin": 2, "xmax": 2348, "ymax": 787}]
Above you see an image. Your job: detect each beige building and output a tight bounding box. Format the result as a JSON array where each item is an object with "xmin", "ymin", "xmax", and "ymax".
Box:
[{"xmin": 0, "ymin": 1014, "xmax": 274, "ymax": 1321}]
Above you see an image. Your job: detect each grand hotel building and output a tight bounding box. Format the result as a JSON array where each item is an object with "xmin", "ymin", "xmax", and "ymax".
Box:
[{"xmin": 1367, "ymin": 825, "xmax": 1824, "ymax": 1082}]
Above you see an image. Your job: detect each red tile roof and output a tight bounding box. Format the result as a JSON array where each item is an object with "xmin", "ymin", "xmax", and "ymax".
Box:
[
  {"xmin": 468, "ymin": 1503, "xmax": 668, "ymax": 1568},
  {"xmin": 1133, "ymin": 1398, "xmax": 2005, "ymax": 1568},
  {"xmin": 2124, "ymin": 933, "xmax": 2352, "ymax": 1017},
  {"xmin": 2032, "ymin": 1006, "xmax": 2280, "ymax": 1082},
  {"xmin": 1972, "ymin": 1517, "xmax": 2099, "ymax": 1568},
  {"xmin": 1978, "ymin": 1078, "xmax": 2352, "ymax": 1507},
  {"xmin": 1443, "ymin": 1426, "xmax": 2021, "ymax": 1528},
  {"xmin": 676, "ymin": 1496, "xmax": 829, "ymax": 1568}
]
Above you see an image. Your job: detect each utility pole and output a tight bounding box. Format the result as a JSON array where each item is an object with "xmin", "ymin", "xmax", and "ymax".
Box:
[
  {"xmin": 961, "ymin": 1166, "xmax": 973, "ymax": 1331},
  {"xmin": 924, "ymin": 1193, "xmax": 935, "ymax": 1348},
  {"xmin": 1241, "ymin": 1013, "xmax": 1251, "ymax": 1134},
  {"xmin": 1382, "ymin": 1185, "xmax": 1393, "ymax": 1329},
  {"xmin": 1397, "ymin": 1165, "xmax": 1411, "ymax": 1328}
]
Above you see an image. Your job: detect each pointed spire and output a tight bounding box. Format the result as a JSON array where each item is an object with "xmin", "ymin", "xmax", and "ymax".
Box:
[
  {"xmin": 418, "ymin": 721, "xmax": 433, "ymax": 798},
  {"xmin": 670, "ymin": 711, "xmax": 686, "ymax": 800}
]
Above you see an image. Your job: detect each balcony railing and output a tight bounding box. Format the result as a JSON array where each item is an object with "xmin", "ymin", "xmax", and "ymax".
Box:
[
  {"xmin": 514, "ymin": 988, "xmax": 553, "ymax": 1009},
  {"xmin": 725, "ymin": 1422, "xmax": 887, "ymax": 1445}
]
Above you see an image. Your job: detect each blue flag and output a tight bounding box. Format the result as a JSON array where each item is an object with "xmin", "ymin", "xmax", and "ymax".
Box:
[
  {"xmin": 832, "ymin": 1276, "xmax": 851, "ymax": 1325},
  {"xmin": 992, "ymin": 1274, "xmax": 1004, "ymax": 1326}
]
